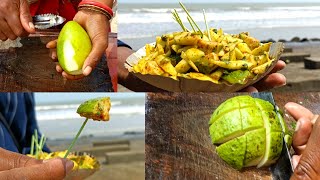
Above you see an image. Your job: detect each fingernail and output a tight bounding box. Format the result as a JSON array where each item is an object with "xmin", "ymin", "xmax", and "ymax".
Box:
[
  {"xmin": 83, "ymin": 66, "xmax": 92, "ymax": 76},
  {"xmin": 29, "ymin": 22, "xmax": 35, "ymax": 30},
  {"xmin": 65, "ymin": 160, "xmax": 74, "ymax": 174},
  {"xmin": 295, "ymin": 120, "xmax": 301, "ymax": 132}
]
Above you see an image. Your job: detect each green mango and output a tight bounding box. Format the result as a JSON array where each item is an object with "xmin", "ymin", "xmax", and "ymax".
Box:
[
  {"xmin": 57, "ymin": 21, "xmax": 92, "ymax": 75},
  {"xmin": 209, "ymin": 95, "xmax": 292, "ymax": 170},
  {"xmin": 77, "ymin": 97, "xmax": 111, "ymax": 121}
]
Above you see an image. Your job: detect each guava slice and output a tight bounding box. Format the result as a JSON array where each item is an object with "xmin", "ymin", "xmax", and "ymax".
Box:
[
  {"xmin": 257, "ymin": 131, "xmax": 283, "ymax": 167},
  {"xmin": 209, "ymin": 98, "xmax": 240, "ymax": 125},
  {"xmin": 254, "ymin": 98, "xmax": 274, "ymax": 111},
  {"xmin": 216, "ymin": 135, "xmax": 246, "ymax": 170},
  {"xmin": 240, "ymin": 107, "xmax": 264, "ymax": 131},
  {"xmin": 244, "ymin": 128, "xmax": 266, "ymax": 167},
  {"xmin": 261, "ymin": 110, "xmax": 282, "ymax": 132},
  {"xmin": 210, "ymin": 110, "xmax": 242, "ymax": 144}
]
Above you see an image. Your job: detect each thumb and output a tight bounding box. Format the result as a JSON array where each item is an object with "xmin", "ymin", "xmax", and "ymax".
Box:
[
  {"xmin": 0, "ymin": 158, "xmax": 74, "ymax": 180},
  {"xmin": 291, "ymin": 116, "xmax": 320, "ymax": 180},
  {"xmin": 82, "ymin": 38, "xmax": 108, "ymax": 76},
  {"xmin": 19, "ymin": 0, "xmax": 35, "ymax": 33}
]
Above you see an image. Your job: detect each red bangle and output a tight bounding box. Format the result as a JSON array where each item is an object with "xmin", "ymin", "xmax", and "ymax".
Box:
[{"xmin": 79, "ymin": 0, "xmax": 114, "ymax": 17}]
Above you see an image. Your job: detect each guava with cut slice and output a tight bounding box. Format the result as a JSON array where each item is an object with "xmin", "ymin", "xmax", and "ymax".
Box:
[
  {"xmin": 57, "ymin": 21, "xmax": 92, "ymax": 75},
  {"xmin": 209, "ymin": 95, "xmax": 292, "ymax": 170}
]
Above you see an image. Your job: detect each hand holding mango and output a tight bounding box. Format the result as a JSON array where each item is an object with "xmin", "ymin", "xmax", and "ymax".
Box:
[
  {"xmin": 57, "ymin": 21, "xmax": 92, "ymax": 75},
  {"xmin": 47, "ymin": 10, "xmax": 109, "ymax": 80}
]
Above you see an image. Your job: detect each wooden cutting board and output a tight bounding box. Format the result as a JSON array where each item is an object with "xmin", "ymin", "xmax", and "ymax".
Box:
[
  {"xmin": 145, "ymin": 92, "xmax": 320, "ymax": 179},
  {"xmin": 0, "ymin": 31, "xmax": 116, "ymax": 92}
]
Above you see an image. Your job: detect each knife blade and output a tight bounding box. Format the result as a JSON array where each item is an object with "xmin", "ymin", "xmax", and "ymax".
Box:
[
  {"xmin": 251, "ymin": 92, "xmax": 293, "ymax": 180},
  {"xmin": 32, "ymin": 14, "xmax": 66, "ymax": 29}
]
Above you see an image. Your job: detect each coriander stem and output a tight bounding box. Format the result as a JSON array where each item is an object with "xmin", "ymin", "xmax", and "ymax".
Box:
[
  {"xmin": 64, "ymin": 118, "xmax": 89, "ymax": 158},
  {"xmin": 34, "ymin": 129, "xmax": 38, "ymax": 158},
  {"xmin": 41, "ymin": 137, "xmax": 47, "ymax": 150},
  {"xmin": 172, "ymin": 9, "xmax": 188, "ymax": 32},
  {"xmin": 203, "ymin": 9, "xmax": 211, "ymax": 41},
  {"xmin": 187, "ymin": 17, "xmax": 196, "ymax": 32},
  {"xmin": 36, "ymin": 135, "xmax": 44, "ymax": 159},
  {"xmin": 179, "ymin": 1, "xmax": 203, "ymax": 37},
  {"xmin": 30, "ymin": 135, "xmax": 34, "ymax": 155}
]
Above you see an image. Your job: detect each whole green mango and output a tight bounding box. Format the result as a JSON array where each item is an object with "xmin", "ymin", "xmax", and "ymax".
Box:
[
  {"xmin": 57, "ymin": 21, "xmax": 92, "ymax": 75},
  {"xmin": 209, "ymin": 95, "xmax": 292, "ymax": 170}
]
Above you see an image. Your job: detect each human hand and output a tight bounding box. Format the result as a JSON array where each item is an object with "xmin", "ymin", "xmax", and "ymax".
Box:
[
  {"xmin": 285, "ymin": 102, "xmax": 320, "ymax": 180},
  {"xmin": 0, "ymin": 0, "xmax": 35, "ymax": 41},
  {"xmin": 47, "ymin": 10, "xmax": 109, "ymax": 80},
  {"xmin": 241, "ymin": 60, "xmax": 286, "ymax": 92},
  {"xmin": 0, "ymin": 148, "xmax": 73, "ymax": 180}
]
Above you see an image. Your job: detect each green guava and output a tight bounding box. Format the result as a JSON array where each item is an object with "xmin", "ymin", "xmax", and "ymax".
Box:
[
  {"xmin": 57, "ymin": 21, "xmax": 92, "ymax": 75},
  {"xmin": 209, "ymin": 95, "xmax": 291, "ymax": 170}
]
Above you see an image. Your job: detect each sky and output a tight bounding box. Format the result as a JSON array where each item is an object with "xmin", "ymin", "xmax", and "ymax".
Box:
[{"xmin": 120, "ymin": 0, "xmax": 316, "ymax": 3}]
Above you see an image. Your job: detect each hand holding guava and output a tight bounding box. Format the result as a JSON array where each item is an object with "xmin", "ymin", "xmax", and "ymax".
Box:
[
  {"xmin": 285, "ymin": 102, "xmax": 320, "ymax": 179},
  {"xmin": 47, "ymin": 10, "xmax": 109, "ymax": 80}
]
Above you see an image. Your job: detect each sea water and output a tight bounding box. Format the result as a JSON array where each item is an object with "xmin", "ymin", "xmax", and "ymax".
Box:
[
  {"xmin": 118, "ymin": 2, "xmax": 320, "ymax": 50},
  {"xmin": 34, "ymin": 93, "xmax": 145, "ymax": 140}
]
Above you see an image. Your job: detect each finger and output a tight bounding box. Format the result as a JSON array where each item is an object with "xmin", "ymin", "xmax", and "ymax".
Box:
[
  {"xmin": 0, "ymin": 31, "xmax": 7, "ymax": 41},
  {"xmin": 7, "ymin": 11, "xmax": 25, "ymax": 37},
  {"xmin": 292, "ymin": 155, "xmax": 301, "ymax": 170},
  {"xmin": 252, "ymin": 73, "xmax": 286, "ymax": 91},
  {"xmin": 62, "ymin": 71, "xmax": 85, "ymax": 80},
  {"xmin": 0, "ymin": 158, "xmax": 73, "ymax": 180},
  {"xmin": 292, "ymin": 118, "xmax": 313, "ymax": 154},
  {"xmin": 285, "ymin": 102, "xmax": 315, "ymax": 121},
  {"xmin": 46, "ymin": 40, "xmax": 57, "ymax": 49},
  {"xmin": 269, "ymin": 60, "xmax": 286, "ymax": 74},
  {"xmin": 82, "ymin": 38, "xmax": 108, "ymax": 76},
  {"xmin": 0, "ymin": 20, "xmax": 17, "ymax": 40},
  {"xmin": 0, "ymin": 148, "xmax": 43, "ymax": 171},
  {"xmin": 56, "ymin": 64, "xmax": 63, "ymax": 73},
  {"xmin": 239, "ymin": 86, "xmax": 258, "ymax": 92},
  {"xmin": 19, "ymin": 0, "xmax": 35, "ymax": 33},
  {"xmin": 49, "ymin": 49, "xmax": 57, "ymax": 61},
  {"xmin": 291, "ymin": 116, "xmax": 320, "ymax": 180}
]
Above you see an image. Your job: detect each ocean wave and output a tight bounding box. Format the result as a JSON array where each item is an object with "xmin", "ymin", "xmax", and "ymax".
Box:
[
  {"xmin": 35, "ymin": 101, "xmax": 122, "ymax": 111},
  {"xmin": 132, "ymin": 8, "xmax": 183, "ymax": 13},
  {"xmin": 266, "ymin": 6, "xmax": 320, "ymax": 11},
  {"xmin": 119, "ymin": 10, "xmax": 320, "ymax": 24},
  {"xmin": 35, "ymin": 105, "xmax": 145, "ymax": 121}
]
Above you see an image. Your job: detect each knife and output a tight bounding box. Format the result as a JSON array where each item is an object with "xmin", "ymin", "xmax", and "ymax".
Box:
[
  {"xmin": 32, "ymin": 14, "xmax": 66, "ymax": 29},
  {"xmin": 251, "ymin": 92, "xmax": 294, "ymax": 180}
]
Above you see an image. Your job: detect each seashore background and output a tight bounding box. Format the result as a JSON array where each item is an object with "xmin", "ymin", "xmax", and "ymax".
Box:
[
  {"xmin": 34, "ymin": 93, "xmax": 145, "ymax": 180},
  {"xmin": 118, "ymin": 0, "xmax": 320, "ymax": 92}
]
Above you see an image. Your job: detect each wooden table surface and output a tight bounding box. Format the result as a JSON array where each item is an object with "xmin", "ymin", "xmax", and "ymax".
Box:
[
  {"xmin": 145, "ymin": 92, "xmax": 320, "ymax": 180},
  {"xmin": 0, "ymin": 31, "xmax": 117, "ymax": 92}
]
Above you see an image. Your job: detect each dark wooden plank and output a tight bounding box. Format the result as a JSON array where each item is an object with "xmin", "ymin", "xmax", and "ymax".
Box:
[
  {"xmin": 145, "ymin": 92, "xmax": 320, "ymax": 179},
  {"xmin": 0, "ymin": 31, "xmax": 116, "ymax": 92}
]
